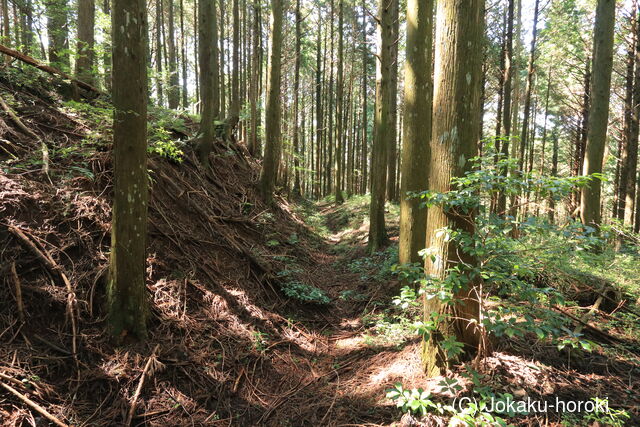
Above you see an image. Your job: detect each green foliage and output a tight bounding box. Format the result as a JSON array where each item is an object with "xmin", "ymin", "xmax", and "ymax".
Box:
[
  {"xmin": 386, "ymin": 384, "xmax": 441, "ymax": 417},
  {"xmin": 281, "ymin": 281, "xmax": 330, "ymax": 305},
  {"xmin": 407, "ymin": 147, "xmax": 604, "ymax": 360}
]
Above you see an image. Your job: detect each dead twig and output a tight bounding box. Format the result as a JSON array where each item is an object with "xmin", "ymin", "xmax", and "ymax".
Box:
[
  {"xmin": 0, "ymin": 94, "xmax": 49, "ymax": 176},
  {"xmin": 0, "ymin": 381, "xmax": 68, "ymax": 427},
  {"xmin": 10, "ymin": 262, "xmax": 25, "ymax": 323},
  {"xmin": 125, "ymin": 344, "xmax": 161, "ymax": 426},
  {"xmin": 7, "ymin": 226, "xmax": 78, "ymax": 362}
]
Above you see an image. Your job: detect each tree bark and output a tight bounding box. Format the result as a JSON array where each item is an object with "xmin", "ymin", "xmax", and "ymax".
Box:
[
  {"xmin": 167, "ymin": 0, "xmax": 180, "ymax": 109},
  {"xmin": 334, "ymin": 0, "xmax": 345, "ymax": 203},
  {"xmin": 259, "ymin": 0, "xmax": 283, "ymax": 202},
  {"xmin": 580, "ymin": 0, "xmax": 616, "ymax": 227},
  {"xmin": 422, "ymin": 0, "xmax": 484, "ymax": 376},
  {"xmin": 386, "ymin": 0, "xmax": 399, "ymax": 203},
  {"xmin": 367, "ymin": 0, "xmax": 394, "ymax": 253},
  {"xmin": 108, "ymin": 0, "xmax": 149, "ymax": 341},
  {"xmin": 496, "ymin": 0, "xmax": 514, "ymax": 215},
  {"xmin": 399, "ymin": 0, "xmax": 433, "ymax": 265},
  {"xmin": 45, "ymin": 0, "xmax": 69, "ymax": 69},
  {"xmin": 76, "ymin": 0, "xmax": 95, "ymax": 85},
  {"xmin": 196, "ymin": 0, "xmax": 220, "ymax": 166}
]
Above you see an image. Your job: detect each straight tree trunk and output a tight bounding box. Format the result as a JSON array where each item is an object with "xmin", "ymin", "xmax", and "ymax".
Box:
[
  {"xmin": 622, "ymin": 4, "xmax": 640, "ymax": 226},
  {"xmin": 108, "ymin": 0, "xmax": 149, "ymax": 340},
  {"xmin": 360, "ymin": 0, "xmax": 368, "ymax": 195},
  {"xmin": 497, "ymin": 0, "xmax": 514, "ymax": 215},
  {"xmin": 386, "ymin": 0, "xmax": 399, "ymax": 203},
  {"xmin": 367, "ymin": 0, "xmax": 395, "ymax": 253},
  {"xmin": 196, "ymin": 0, "xmax": 219, "ymax": 165},
  {"xmin": 580, "ymin": 0, "xmax": 616, "ymax": 227},
  {"xmin": 102, "ymin": 0, "xmax": 111, "ymax": 90},
  {"xmin": 292, "ymin": 0, "xmax": 302, "ymax": 196},
  {"xmin": 259, "ymin": 0, "xmax": 283, "ymax": 202},
  {"xmin": 422, "ymin": 0, "xmax": 484, "ymax": 376},
  {"xmin": 230, "ymin": 0, "xmax": 240, "ymax": 117},
  {"xmin": 2, "ymin": 0, "xmax": 10, "ymax": 50},
  {"xmin": 249, "ymin": 0, "xmax": 261, "ymax": 156},
  {"xmin": 219, "ymin": 0, "xmax": 226, "ymax": 115},
  {"xmin": 518, "ymin": 0, "xmax": 540, "ymax": 173},
  {"xmin": 399, "ymin": 0, "xmax": 433, "ymax": 265},
  {"xmin": 180, "ymin": 0, "xmax": 188, "ymax": 107},
  {"xmin": 334, "ymin": 0, "xmax": 345, "ymax": 203},
  {"xmin": 76, "ymin": 0, "xmax": 95, "ymax": 85},
  {"xmin": 155, "ymin": 0, "xmax": 164, "ymax": 104},
  {"xmin": 167, "ymin": 0, "xmax": 180, "ymax": 109},
  {"xmin": 45, "ymin": 0, "xmax": 69, "ymax": 69},
  {"xmin": 314, "ymin": 10, "xmax": 323, "ymax": 197},
  {"xmin": 549, "ymin": 126, "xmax": 559, "ymax": 222}
]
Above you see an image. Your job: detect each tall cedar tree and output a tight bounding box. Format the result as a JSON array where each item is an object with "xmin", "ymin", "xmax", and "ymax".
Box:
[
  {"xmin": 422, "ymin": 0, "xmax": 485, "ymax": 376},
  {"xmin": 368, "ymin": 0, "xmax": 395, "ymax": 253},
  {"xmin": 196, "ymin": 0, "xmax": 220, "ymax": 166},
  {"xmin": 108, "ymin": 0, "xmax": 149, "ymax": 340},
  {"xmin": 46, "ymin": 0, "xmax": 69, "ymax": 69},
  {"xmin": 580, "ymin": 0, "xmax": 616, "ymax": 227},
  {"xmin": 259, "ymin": 0, "xmax": 284, "ymax": 202},
  {"xmin": 76, "ymin": 0, "xmax": 95, "ymax": 85},
  {"xmin": 398, "ymin": 0, "xmax": 433, "ymax": 265}
]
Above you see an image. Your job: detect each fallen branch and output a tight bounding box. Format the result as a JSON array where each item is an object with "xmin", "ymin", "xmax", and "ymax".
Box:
[
  {"xmin": 0, "ymin": 94, "xmax": 49, "ymax": 175},
  {"xmin": 125, "ymin": 345, "xmax": 160, "ymax": 426},
  {"xmin": 554, "ymin": 306, "xmax": 624, "ymax": 344},
  {"xmin": 7, "ymin": 226, "xmax": 78, "ymax": 359},
  {"xmin": 10, "ymin": 262, "xmax": 25, "ymax": 323},
  {"xmin": 0, "ymin": 381, "xmax": 68, "ymax": 427},
  {"xmin": 0, "ymin": 43, "xmax": 103, "ymax": 95}
]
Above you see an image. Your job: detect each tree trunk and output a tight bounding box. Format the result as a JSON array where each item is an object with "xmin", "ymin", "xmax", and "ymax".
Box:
[
  {"xmin": 518, "ymin": 0, "xmax": 540, "ymax": 173},
  {"xmin": 259, "ymin": 0, "xmax": 283, "ymax": 202},
  {"xmin": 292, "ymin": 0, "xmax": 302, "ymax": 197},
  {"xmin": 196, "ymin": 0, "xmax": 219, "ymax": 166},
  {"xmin": 622, "ymin": 3, "xmax": 640, "ymax": 226},
  {"xmin": 496, "ymin": 0, "xmax": 514, "ymax": 215},
  {"xmin": 249, "ymin": 0, "xmax": 261, "ymax": 156},
  {"xmin": 230, "ymin": 0, "xmax": 240, "ymax": 117},
  {"xmin": 422, "ymin": 0, "xmax": 484, "ymax": 377},
  {"xmin": 399, "ymin": 0, "xmax": 433, "ymax": 265},
  {"xmin": 386, "ymin": 0, "xmax": 399, "ymax": 203},
  {"xmin": 314, "ymin": 11, "xmax": 323, "ymax": 197},
  {"xmin": 334, "ymin": 0, "xmax": 345, "ymax": 203},
  {"xmin": 361, "ymin": 0, "xmax": 368, "ymax": 195},
  {"xmin": 76, "ymin": 0, "xmax": 95, "ymax": 85},
  {"xmin": 580, "ymin": 0, "xmax": 616, "ymax": 227},
  {"xmin": 368, "ymin": 0, "xmax": 394, "ymax": 253},
  {"xmin": 45, "ymin": 0, "xmax": 69, "ymax": 69},
  {"xmin": 155, "ymin": 0, "xmax": 164, "ymax": 104},
  {"xmin": 108, "ymin": 0, "xmax": 149, "ymax": 341},
  {"xmin": 180, "ymin": 0, "xmax": 188, "ymax": 108},
  {"xmin": 167, "ymin": 0, "xmax": 180, "ymax": 109}
]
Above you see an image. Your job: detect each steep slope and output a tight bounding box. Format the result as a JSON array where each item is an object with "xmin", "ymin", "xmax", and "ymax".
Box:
[{"xmin": 0, "ymin": 69, "xmax": 404, "ymax": 426}]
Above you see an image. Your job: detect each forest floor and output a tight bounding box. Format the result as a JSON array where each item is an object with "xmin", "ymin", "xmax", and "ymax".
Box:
[{"xmin": 0, "ymin": 68, "xmax": 639, "ymax": 426}]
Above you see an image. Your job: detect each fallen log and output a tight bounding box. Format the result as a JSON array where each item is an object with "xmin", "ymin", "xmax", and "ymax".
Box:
[{"xmin": 0, "ymin": 43, "xmax": 103, "ymax": 95}]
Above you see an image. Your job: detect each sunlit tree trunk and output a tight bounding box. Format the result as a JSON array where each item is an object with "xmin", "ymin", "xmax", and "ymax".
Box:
[
  {"xmin": 259, "ymin": 0, "xmax": 283, "ymax": 202},
  {"xmin": 422, "ymin": 0, "xmax": 484, "ymax": 376},
  {"xmin": 580, "ymin": 0, "xmax": 615, "ymax": 227},
  {"xmin": 399, "ymin": 0, "xmax": 433, "ymax": 265},
  {"xmin": 76, "ymin": 0, "xmax": 95, "ymax": 85},
  {"xmin": 496, "ymin": 0, "xmax": 514, "ymax": 215},
  {"xmin": 334, "ymin": 0, "xmax": 345, "ymax": 204},
  {"xmin": 367, "ymin": 0, "xmax": 395, "ymax": 253},
  {"xmin": 46, "ymin": 0, "xmax": 69, "ymax": 69}
]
